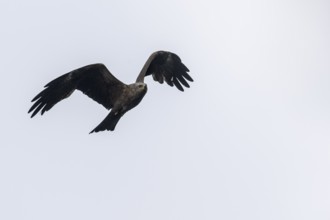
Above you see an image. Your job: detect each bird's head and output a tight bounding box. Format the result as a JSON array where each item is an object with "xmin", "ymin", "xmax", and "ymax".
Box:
[{"xmin": 130, "ymin": 82, "xmax": 148, "ymax": 94}]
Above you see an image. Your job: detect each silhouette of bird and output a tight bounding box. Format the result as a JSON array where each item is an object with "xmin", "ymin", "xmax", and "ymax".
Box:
[{"xmin": 28, "ymin": 51, "xmax": 193, "ymax": 133}]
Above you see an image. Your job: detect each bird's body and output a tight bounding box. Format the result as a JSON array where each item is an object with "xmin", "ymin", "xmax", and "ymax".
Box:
[
  {"xmin": 90, "ymin": 82, "xmax": 148, "ymax": 133},
  {"xmin": 28, "ymin": 51, "xmax": 193, "ymax": 133}
]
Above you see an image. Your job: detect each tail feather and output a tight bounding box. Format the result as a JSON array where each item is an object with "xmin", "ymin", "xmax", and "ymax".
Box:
[{"xmin": 90, "ymin": 112, "xmax": 122, "ymax": 133}]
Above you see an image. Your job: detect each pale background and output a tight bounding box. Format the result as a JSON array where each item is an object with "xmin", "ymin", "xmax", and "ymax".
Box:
[{"xmin": 1, "ymin": 0, "xmax": 329, "ymax": 219}]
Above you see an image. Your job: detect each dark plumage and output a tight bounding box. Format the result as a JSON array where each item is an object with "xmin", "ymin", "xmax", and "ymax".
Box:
[{"xmin": 28, "ymin": 51, "xmax": 193, "ymax": 133}]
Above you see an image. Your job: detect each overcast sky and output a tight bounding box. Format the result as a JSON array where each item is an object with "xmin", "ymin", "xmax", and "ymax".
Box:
[{"xmin": 1, "ymin": 0, "xmax": 329, "ymax": 219}]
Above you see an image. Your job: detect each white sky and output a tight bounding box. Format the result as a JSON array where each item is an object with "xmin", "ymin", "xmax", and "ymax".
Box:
[{"xmin": 1, "ymin": 0, "xmax": 330, "ymax": 219}]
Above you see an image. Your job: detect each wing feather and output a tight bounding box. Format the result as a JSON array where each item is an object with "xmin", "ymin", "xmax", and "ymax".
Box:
[
  {"xmin": 136, "ymin": 51, "xmax": 193, "ymax": 91},
  {"xmin": 28, "ymin": 63, "xmax": 126, "ymax": 117}
]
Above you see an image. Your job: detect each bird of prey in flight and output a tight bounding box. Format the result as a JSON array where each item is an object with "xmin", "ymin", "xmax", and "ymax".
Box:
[{"xmin": 28, "ymin": 51, "xmax": 193, "ymax": 133}]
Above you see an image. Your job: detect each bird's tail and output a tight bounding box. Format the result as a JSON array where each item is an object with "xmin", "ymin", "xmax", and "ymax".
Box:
[{"xmin": 89, "ymin": 111, "xmax": 122, "ymax": 134}]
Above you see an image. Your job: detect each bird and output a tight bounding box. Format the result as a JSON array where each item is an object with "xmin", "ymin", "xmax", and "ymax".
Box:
[{"xmin": 28, "ymin": 50, "xmax": 193, "ymax": 133}]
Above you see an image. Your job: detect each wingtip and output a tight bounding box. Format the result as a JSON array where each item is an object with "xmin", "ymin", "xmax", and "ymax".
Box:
[{"xmin": 30, "ymin": 111, "xmax": 38, "ymax": 118}]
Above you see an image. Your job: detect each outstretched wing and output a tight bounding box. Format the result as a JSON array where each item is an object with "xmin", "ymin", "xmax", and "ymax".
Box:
[
  {"xmin": 28, "ymin": 63, "xmax": 126, "ymax": 117},
  {"xmin": 136, "ymin": 51, "xmax": 193, "ymax": 91}
]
